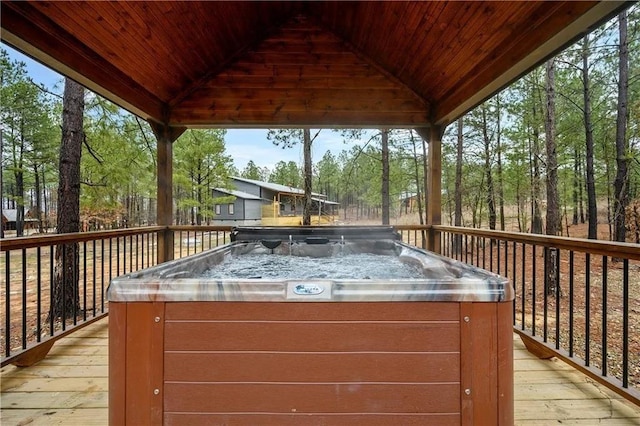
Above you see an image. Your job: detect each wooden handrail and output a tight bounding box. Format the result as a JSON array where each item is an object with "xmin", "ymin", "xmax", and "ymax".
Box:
[
  {"xmin": 3, "ymin": 224, "xmax": 637, "ymax": 259},
  {"xmin": 168, "ymin": 225, "xmax": 233, "ymax": 232},
  {"xmin": 0, "ymin": 226, "xmax": 165, "ymax": 251},
  {"xmin": 433, "ymin": 225, "xmax": 640, "ymax": 261}
]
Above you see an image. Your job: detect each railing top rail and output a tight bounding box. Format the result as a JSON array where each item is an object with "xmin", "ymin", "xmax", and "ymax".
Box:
[
  {"xmin": 168, "ymin": 225, "xmax": 234, "ymax": 232},
  {"xmin": 3, "ymin": 223, "xmax": 637, "ymax": 260},
  {"xmin": 433, "ymin": 225, "xmax": 640, "ymax": 260},
  {"xmin": 0, "ymin": 226, "xmax": 165, "ymax": 251}
]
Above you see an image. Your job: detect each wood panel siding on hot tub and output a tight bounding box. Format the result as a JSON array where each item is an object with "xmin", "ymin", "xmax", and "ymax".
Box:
[{"xmin": 108, "ymin": 227, "xmax": 514, "ymax": 425}]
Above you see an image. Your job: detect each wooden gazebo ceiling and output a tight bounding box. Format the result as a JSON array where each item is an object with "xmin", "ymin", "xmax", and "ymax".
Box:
[{"xmin": 1, "ymin": 1, "xmax": 627, "ymax": 128}]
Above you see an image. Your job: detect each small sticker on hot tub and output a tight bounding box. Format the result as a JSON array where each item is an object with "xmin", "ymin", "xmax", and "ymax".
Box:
[
  {"xmin": 293, "ymin": 284, "xmax": 324, "ymax": 295},
  {"xmin": 286, "ymin": 282, "xmax": 332, "ymax": 300}
]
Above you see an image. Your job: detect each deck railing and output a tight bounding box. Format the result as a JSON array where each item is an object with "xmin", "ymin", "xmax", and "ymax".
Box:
[
  {"xmin": 423, "ymin": 225, "xmax": 639, "ymax": 405},
  {"xmin": 0, "ymin": 226, "xmax": 231, "ymax": 366},
  {"xmin": 1, "ymin": 223, "xmax": 638, "ymax": 405}
]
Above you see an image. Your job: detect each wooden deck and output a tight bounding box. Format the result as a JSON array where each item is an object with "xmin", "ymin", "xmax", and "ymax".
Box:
[{"xmin": 1, "ymin": 318, "xmax": 639, "ymax": 425}]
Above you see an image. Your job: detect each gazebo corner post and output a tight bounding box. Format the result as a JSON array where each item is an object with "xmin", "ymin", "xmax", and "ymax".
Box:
[
  {"xmin": 149, "ymin": 121, "xmax": 186, "ymax": 264},
  {"xmin": 427, "ymin": 124, "xmax": 444, "ymax": 253}
]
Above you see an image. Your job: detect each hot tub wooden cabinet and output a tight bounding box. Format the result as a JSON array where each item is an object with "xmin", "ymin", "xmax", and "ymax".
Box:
[{"xmin": 108, "ymin": 227, "xmax": 514, "ymax": 425}]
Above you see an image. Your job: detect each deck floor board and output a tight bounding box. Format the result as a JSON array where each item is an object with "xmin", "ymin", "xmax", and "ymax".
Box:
[{"xmin": 1, "ymin": 318, "xmax": 639, "ymax": 425}]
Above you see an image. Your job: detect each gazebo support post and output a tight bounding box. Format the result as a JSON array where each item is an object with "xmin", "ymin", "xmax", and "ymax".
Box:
[
  {"xmin": 427, "ymin": 124, "xmax": 444, "ymax": 253},
  {"xmin": 149, "ymin": 121, "xmax": 186, "ymax": 264}
]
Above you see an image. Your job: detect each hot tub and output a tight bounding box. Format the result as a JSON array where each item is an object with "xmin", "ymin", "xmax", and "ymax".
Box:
[{"xmin": 108, "ymin": 226, "xmax": 514, "ymax": 425}]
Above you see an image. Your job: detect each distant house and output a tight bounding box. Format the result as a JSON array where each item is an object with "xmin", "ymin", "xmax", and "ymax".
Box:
[
  {"xmin": 1, "ymin": 208, "xmax": 39, "ymax": 232},
  {"xmin": 399, "ymin": 192, "xmax": 420, "ymax": 215},
  {"xmin": 210, "ymin": 187, "xmax": 264, "ymax": 226},
  {"xmin": 212, "ymin": 177, "xmax": 339, "ymax": 226}
]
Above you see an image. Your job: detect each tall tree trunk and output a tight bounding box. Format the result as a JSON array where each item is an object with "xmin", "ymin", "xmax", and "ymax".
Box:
[
  {"xmin": 573, "ymin": 149, "xmax": 580, "ymax": 225},
  {"xmin": 579, "ymin": 154, "xmax": 585, "ymax": 224},
  {"xmin": 613, "ymin": 11, "xmax": 629, "ymax": 243},
  {"xmin": 530, "ymin": 85, "xmax": 543, "ymax": 234},
  {"xmin": 15, "ymin": 119, "xmax": 25, "ymax": 237},
  {"xmin": 42, "ymin": 167, "xmax": 48, "ymax": 231},
  {"xmin": 495, "ymin": 96, "xmax": 505, "ymax": 231},
  {"xmin": 454, "ymin": 118, "xmax": 464, "ymax": 252},
  {"xmin": 14, "ymin": 168, "xmax": 24, "ymax": 236},
  {"xmin": 302, "ymin": 128, "xmax": 312, "ymax": 225},
  {"xmin": 482, "ymin": 106, "xmax": 496, "ymax": 230},
  {"xmin": 381, "ymin": 129, "xmax": 390, "ymax": 225},
  {"xmin": 33, "ymin": 164, "xmax": 44, "ymax": 233},
  {"xmin": 545, "ymin": 58, "xmax": 560, "ymax": 295},
  {"xmin": 582, "ymin": 35, "xmax": 597, "ymax": 239},
  {"xmin": 51, "ymin": 78, "xmax": 84, "ymax": 321},
  {"xmin": 410, "ymin": 131, "xmax": 425, "ymax": 223}
]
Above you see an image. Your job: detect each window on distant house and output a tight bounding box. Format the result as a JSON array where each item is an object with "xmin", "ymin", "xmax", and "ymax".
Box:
[
  {"xmin": 228, "ymin": 203, "xmax": 235, "ymax": 215},
  {"xmin": 215, "ymin": 205, "xmax": 221, "ymax": 215}
]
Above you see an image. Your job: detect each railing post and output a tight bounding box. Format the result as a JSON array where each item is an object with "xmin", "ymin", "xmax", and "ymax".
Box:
[{"xmin": 149, "ymin": 121, "xmax": 186, "ymax": 263}]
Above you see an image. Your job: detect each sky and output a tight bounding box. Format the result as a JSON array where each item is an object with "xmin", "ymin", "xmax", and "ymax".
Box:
[{"xmin": 3, "ymin": 44, "xmax": 364, "ymax": 172}]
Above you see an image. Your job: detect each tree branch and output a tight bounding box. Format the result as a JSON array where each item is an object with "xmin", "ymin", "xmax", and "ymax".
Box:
[{"xmin": 83, "ymin": 134, "xmax": 103, "ymax": 164}]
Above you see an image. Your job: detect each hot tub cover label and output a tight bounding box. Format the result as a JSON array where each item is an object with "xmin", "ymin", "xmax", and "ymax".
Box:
[
  {"xmin": 286, "ymin": 281, "xmax": 332, "ymax": 300},
  {"xmin": 293, "ymin": 284, "xmax": 325, "ymax": 295}
]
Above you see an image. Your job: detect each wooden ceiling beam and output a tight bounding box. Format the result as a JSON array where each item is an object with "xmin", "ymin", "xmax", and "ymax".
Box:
[
  {"xmin": 1, "ymin": 2, "xmax": 165, "ymax": 122},
  {"xmin": 171, "ymin": 110, "xmax": 429, "ymax": 129}
]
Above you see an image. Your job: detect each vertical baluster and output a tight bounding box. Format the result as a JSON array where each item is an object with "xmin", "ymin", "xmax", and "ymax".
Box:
[
  {"xmin": 472, "ymin": 236, "xmax": 476, "ymax": 266},
  {"xmin": 532, "ymin": 245, "xmax": 536, "ymax": 336},
  {"xmin": 116, "ymin": 237, "xmax": 120, "ymax": 277},
  {"xmin": 109, "ymin": 238, "xmax": 113, "ymax": 282},
  {"xmin": 602, "ymin": 256, "xmax": 608, "ymax": 377},
  {"xmin": 73, "ymin": 244, "xmax": 78, "ymax": 326},
  {"xmin": 543, "ymin": 247, "xmax": 548, "ymax": 342},
  {"xmin": 585, "ymin": 253, "xmax": 591, "ymax": 366},
  {"xmin": 62, "ymin": 244, "xmax": 66, "ymax": 331},
  {"xmin": 21, "ymin": 249, "xmax": 27, "ymax": 349},
  {"xmin": 497, "ymin": 238, "xmax": 501, "ymax": 275},
  {"xmin": 101, "ymin": 239, "xmax": 105, "ymax": 313},
  {"xmin": 123, "ymin": 235, "xmax": 127, "ymax": 274},
  {"xmin": 36, "ymin": 247, "xmax": 42, "ymax": 342},
  {"xmin": 83, "ymin": 241, "xmax": 87, "ymax": 321},
  {"xmin": 511, "ymin": 241, "xmax": 516, "ymax": 326},
  {"xmin": 622, "ymin": 259, "xmax": 629, "ymax": 388},
  {"xmin": 5, "ymin": 252, "xmax": 10, "ymax": 357},
  {"xmin": 521, "ymin": 243, "xmax": 526, "ymax": 330},
  {"xmin": 555, "ymin": 248, "xmax": 560, "ymax": 350},
  {"xmin": 482, "ymin": 237, "xmax": 486, "ymax": 269},
  {"xmin": 489, "ymin": 238, "xmax": 495, "ymax": 272},
  {"xmin": 505, "ymin": 240, "xmax": 509, "ymax": 278},
  {"xmin": 49, "ymin": 247, "xmax": 54, "ymax": 336},
  {"xmin": 92, "ymin": 240, "xmax": 96, "ymax": 317},
  {"xmin": 569, "ymin": 251, "xmax": 574, "ymax": 357}
]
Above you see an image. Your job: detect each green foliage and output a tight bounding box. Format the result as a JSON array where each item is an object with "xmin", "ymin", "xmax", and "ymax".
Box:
[
  {"xmin": 1, "ymin": 49, "xmax": 59, "ymax": 230},
  {"xmin": 240, "ymin": 160, "xmax": 268, "ymax": 181},
  {"xmin": 173, "ymin": 129, "xmax": 234, "ymax": 224},
  {"xmin": 268, "ymin": 161, "xmax": 301, "ymax": 187}
]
